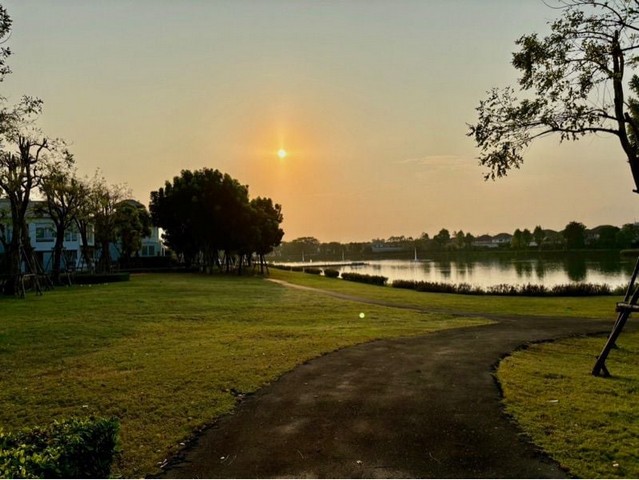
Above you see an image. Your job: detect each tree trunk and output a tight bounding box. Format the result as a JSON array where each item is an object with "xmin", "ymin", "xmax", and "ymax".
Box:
[
  {"xmin": 99, "ymin": 239, "xmax": 111, "ymax": 273},
  {"xmin": 52, "ymin": 225, "xmax": 65, "ymax": 284}
]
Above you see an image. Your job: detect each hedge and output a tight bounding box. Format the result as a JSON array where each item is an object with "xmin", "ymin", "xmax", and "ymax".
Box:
[
  {"xmin": 340, "ymin": 272, "xmax": 388, "ymax": 286},
  {"xmin": 303, "ymin": 267, "xmax": 322, "ymax": 275},
  {"xmin": 73, "ymin": 272, "xmax": 131, "ymax": 285},
  {"xmin": 392, "ymin": 279, "xmax": 624, "ymax": 297},
  {"xmin": 0, "ymin": 417, "xmax": 120, "ymax": 479},
  {"xmin": 323, "ymin": 268, "xmax": 340, "ymax": 278}
]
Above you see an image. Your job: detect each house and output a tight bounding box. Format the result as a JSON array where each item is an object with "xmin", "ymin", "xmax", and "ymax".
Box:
[
  {"xmin": 472, "ymin": 233, "xmax": 513, "ymax": 249},
  {"xmin": 0, "ymin": 198, "xmax": 165, "ymax": 273},
  {"xmin": 0, "ymin": 198, "xmax": 94, "ymax": 271}
]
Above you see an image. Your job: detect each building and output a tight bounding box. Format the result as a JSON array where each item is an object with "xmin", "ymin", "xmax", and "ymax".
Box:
[
  {"xmin": 472, "ymin": 233, "xmax": 513, "ymax": 249},
  {"xmin": 0, "ymin": 198, "xmax": 94, "ymax": 271},
  {"xmin": 0, "ymin": 198, "xmax": 165, "ymax": 272}
]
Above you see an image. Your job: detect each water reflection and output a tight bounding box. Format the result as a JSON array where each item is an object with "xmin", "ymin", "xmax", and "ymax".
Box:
[
  {"xmin": 564, "ymin": 255, "xmax": 587, "ymax": 283},
  {"xmin": 336, "ymin": 253, "xmax": 633, "ymax": 288},
  {"xmin": 534, "ymin": 260, "xmax": 546, "ymax": 280}
]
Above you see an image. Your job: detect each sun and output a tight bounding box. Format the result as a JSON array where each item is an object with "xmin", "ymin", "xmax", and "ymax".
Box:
[{"xmin": 277, "ymin": 148, "xmax": 287, "ymax": 159}]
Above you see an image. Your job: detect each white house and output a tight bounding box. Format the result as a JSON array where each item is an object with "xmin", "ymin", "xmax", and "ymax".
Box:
[
  {"xmin": 0, "ymin": 198, "xmax": 165, "ymax": 272},
  {"xmin": 0, "ymin": 198, "xmax": 93, "ymax": 271}
]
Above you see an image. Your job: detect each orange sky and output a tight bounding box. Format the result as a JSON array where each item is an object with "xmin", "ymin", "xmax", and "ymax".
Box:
[{"xmin": 3, "ymin": 0, "xmax": 639, "ymax": 242}]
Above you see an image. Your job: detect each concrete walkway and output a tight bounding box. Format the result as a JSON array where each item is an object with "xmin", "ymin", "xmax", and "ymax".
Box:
[{"xmin": 159, "ymin": 282, "xmax": 617, "ymax": 478}]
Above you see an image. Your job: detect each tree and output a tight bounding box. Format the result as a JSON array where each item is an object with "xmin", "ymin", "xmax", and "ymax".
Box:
[
  {"xmin": 113, "ymin": 200, "xmax": 152, "ymax": 266},
  {"xmin": 616, "ymin": 222, "xmax": 639, "ymax": 248},
  {"xmin": 533, "ymin": 225, "xmax": 544, "ymax": 248},
  {"xmin": 433, "ymin": 229, "xmax": 450, "ymax": 249},
  {"xmin": 73, "ymin": 176, "xmax": 96, "ymax": 272},
  {"xmin": 468, "ymin": 1, "xmax": 639, "ymax": 192},
  {"xmin": 466, "ymin": 1, "xmax": 639, "ymax": 376},
  {"xmin": 150, "ymin": 168, "xmax": 283, "ymax": 273},
  {"xmin": 38, "ymin": 163, "xmax": 84, "ymax": 283},
  {"xmin": 288, "ymin": 237, "xmax": 320, "ymax": 260},
  {"xmin": 91, "ymin": 177, "xmax": 129, "ymax": 273},
  {"xmin": 511, "ymin": 229, "xmax": 523, "ymax": 249},
  {"xmin": 563, "ymin": 221, "xmax": 587, "ymax": 249},
  {"xmin": 0, "ymin": 5, "xmax": 11, "ymax": 82},
  {"xmin": 522, "ymin": 228, "xmax": 533, "ymax": 248},
  {"xmin": 250, "ymin": 197, "xmax": 284, "ymax": 273},
  {"xmin": 0, "ymin": 98, "xmax": 71, "ymax": 294},
  {"xmin": 594, "ymin": 225, "xmax": 620, "ymax": 248},
  {"xmin": 149, "ymin": 169, "xmax": 203, "ymax": 267}
]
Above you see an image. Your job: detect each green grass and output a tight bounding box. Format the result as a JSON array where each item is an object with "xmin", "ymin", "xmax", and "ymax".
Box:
[
  {"xmin": 497, "ymin": 333, "xmax": 639, "ymax": 478},
  {"xmin": 0, "ymin": 272, "xmax": 490, "ymax": 477},
  {"xmin": 270, "ymin": 269, "xmax": 620, "ymax": 318}
]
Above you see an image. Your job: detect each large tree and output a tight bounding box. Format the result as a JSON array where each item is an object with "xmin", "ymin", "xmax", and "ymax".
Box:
[
  {"xmin": 91, "ymin": 176, "xmax": 129, "ymax": 273},
  {"xmin": 37, "ymin": 163, "xmax": 83, "ymax": 283},
  {"xmin": 250, "ymin": 196, "xmax": 284, "ymax": 273},
  {"xmin": 113, "ymin": 199, "xmax": 152, "ymax": 266},
  {"xmin": 0, "ymin": 98, "xmax": 71, "ymax": 294},
  {"xmin": 468, "ymin": 0, "xmax": 639, "ymax": 190},
  {"xmin": 563, "ymin": 221, "xmax": 587, "ymax": 249},
  {"xmin": 468, "ymin": 0, "xmax": 639, "ymax": 376},
  {"xmin": 150, "ymin": 168, "xmax": 283, "ymax": 273}
]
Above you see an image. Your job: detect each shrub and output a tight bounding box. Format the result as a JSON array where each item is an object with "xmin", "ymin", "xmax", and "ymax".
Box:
[
  {"xmin": 304, "ymin": 267, "xmax": 322, "ymax": 275},
  {"xmin": 290, "ymin": 266, "xmax": 304, "ymax": 272},
  {"xmin": 74, "ymin": 273, "xmax": 130, "ymax": 285},
  {"xmin": 323, "ymin": 268, "xmax": 340, "ymax": 278},
  {"xmin": 270, "ymin": 264, "xmax": 292, "ymax": 271},
  {"xmin": 341, "ymin": 272, "xmax": 387, "ymax": 286},
  {"xmin": 0, "ymin": 417, "xmax": 120, "ymax": 479},
  {"xmin": 550, "ymin": 283, "xmax": 611, "ymax": 296},
  {"xmin": 392, "ymin": 279, "xmax": 618, "ymax": 297}
]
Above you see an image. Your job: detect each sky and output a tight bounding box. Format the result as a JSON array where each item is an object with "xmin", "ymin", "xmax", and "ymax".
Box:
[{"xmin": 2, "ymin": 0, "xmax": 639, "ymax": 242}]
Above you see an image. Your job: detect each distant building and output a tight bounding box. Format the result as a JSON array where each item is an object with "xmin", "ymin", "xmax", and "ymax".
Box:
[
  {"xmin": 472, "ymin": 233, "xmax": 512, "ymax": 249},
  {"xmin": 371, "ymin": 242, "xmax": 406, "ymax": 253}
]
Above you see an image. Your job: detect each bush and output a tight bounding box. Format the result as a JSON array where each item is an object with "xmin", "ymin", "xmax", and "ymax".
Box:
[
  {"xmin": 304, "ymin": 267, "xmax": 322, "ymax": 275},
  {"xmin": 550, "ymin": 283, "xmax": 611, "ymax": 296},
  {"xmin": 0, "ymin": 417, "xmax": 120, "ymax": 479},
  {"xmin": 74, "ymin": 273, "xmax": 130, "ymax": 285},
  {"xmin": 341, "ymin": 272, "xmax": 387, "ymax": 286},
  {"xmin": 270, "ymin": 264, "xmax": 292, "ymax": 271},
  {"xmin": 392, "ymin": 279, "xmax": 619, "ymax": 297},
  {"xmin": 323, "ymin": 268, "xmax": 340, "ymax": 278}
]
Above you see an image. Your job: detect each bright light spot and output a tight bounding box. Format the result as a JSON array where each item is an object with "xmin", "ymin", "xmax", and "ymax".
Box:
[
  {"xmin": 278, "ymin": 149, "xmax": 287, "ymax": 159},
  {"xmin": 359, "ymin": 312, "xmax": 365, "ymax": 319}
]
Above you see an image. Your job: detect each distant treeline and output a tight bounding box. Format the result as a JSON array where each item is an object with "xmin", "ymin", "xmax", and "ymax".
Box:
[{"xmin": 272, "ymin": 221, "xmax": 639, "ymax": 262}]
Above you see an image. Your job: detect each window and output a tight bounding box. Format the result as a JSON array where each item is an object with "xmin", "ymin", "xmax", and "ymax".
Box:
[
  {"xmin": 64, "ymin": 228, "xmax": 78, "ymax": 242},
  {"xmin": 35, "ymin": 223, "xmax": 55, "ymax": 242}
]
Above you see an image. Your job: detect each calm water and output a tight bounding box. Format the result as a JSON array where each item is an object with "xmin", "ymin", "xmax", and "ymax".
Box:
[{"xmin": 295, "ymin": 253, "xmax": 636, "ymax": 289}]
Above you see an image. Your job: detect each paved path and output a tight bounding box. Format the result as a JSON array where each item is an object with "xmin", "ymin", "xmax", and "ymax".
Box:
[{"xmin": 159, "ymin": 282, "xmax": 618, "ymax": 478}]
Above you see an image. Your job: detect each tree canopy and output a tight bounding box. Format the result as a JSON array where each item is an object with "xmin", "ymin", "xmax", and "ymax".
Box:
[
  {"xmin": 468, "ymin": 0, "xmax": 639, "ymax": 192},
  {"xmin": 150, "ymin": 168, "xmax": 284, "ymax": 273}
]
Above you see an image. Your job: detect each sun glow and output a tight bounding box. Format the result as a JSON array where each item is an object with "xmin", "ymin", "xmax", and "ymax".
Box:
[{"xmin": 277, "ymin": 148, "xmax": 287, "ymax": 159}]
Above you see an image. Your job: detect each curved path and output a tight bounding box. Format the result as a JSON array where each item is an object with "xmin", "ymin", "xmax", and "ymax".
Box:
[{"xmin": 160, "ymin": 281, "xmax": 619, "ymax": 478}]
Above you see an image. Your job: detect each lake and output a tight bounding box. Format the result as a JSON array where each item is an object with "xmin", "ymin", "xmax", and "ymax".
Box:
[{"xmin": 286, "ymin": 252, "xmax": 637, "ymax": 289}]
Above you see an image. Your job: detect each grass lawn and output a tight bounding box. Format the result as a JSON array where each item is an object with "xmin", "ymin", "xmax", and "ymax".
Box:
[
  {"xmin": 497, "ymin": 332, "xmax": 639, "ymax": 478},
  {"xmin": 0, "ymin": 272, "xmax": 491, "ymax": 477}
]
